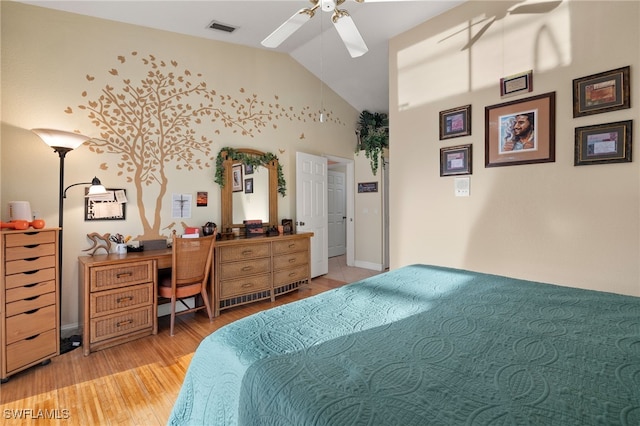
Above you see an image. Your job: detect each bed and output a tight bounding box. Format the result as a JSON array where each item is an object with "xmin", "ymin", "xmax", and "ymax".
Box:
[{"xmin": 168, "ymin": 264, "xmax": 640, "ymax": 425}]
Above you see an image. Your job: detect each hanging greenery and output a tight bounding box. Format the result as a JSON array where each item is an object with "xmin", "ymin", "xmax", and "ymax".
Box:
[
  {"xmin": 355, "ymin": 110, "xmax": 389, "ymax": 176},
  {"xmin": 215, "ymin": 147, "xmax": 286, "ymax": 196}
]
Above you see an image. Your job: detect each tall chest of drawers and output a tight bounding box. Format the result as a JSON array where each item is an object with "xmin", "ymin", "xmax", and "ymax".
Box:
[
  {"xmin": 214, "ymin": 232, "xmax": 312, "ymax": 316},
  {"xmin": 78, "ymin": 255, "xmax": 158, "ymax": 356},
  {"xmin": 1, "ymin": 228, "xmax": 60, "ymax": 382}
]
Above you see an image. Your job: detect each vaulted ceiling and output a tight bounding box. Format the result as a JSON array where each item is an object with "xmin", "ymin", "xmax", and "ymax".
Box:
[{"xmin": 18, "ymin": 0, "xmax": 466, "ymax": 113}]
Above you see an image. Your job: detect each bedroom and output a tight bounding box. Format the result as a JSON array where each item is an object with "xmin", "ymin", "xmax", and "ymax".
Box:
[{"xmin": 1, "ymin": 0, "xmax": 639, "ymax": 424}]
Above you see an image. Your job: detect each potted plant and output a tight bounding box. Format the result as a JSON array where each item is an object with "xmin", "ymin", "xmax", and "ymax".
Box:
[{"xmin": 356, "ymin": 110, "xmax": 388, "ymax": 176}]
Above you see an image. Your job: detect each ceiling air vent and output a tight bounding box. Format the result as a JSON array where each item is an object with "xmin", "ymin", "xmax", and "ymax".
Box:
[{"xmin": 207, "ymin": 21, "xmax": 237, "ymax": 33}]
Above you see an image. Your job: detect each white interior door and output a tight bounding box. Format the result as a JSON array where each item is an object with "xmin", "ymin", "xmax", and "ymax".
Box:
[
  {"xmin": 296, "ymin": 152, "xmax": 328, "ymax": 278},
  {"xmin": 328, "ymin": 170, "xmax": 346, "ymax": 258}
]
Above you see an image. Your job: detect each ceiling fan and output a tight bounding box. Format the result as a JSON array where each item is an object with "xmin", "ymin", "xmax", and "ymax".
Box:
[{"xmin": 261, "ymin": 0, "xmax": 371, "ymax": 58}]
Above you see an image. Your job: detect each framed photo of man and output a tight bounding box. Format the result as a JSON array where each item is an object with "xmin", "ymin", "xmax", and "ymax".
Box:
[{"xmin": 485, "ymin": 92, "xmax": 556, "ymax": 168}]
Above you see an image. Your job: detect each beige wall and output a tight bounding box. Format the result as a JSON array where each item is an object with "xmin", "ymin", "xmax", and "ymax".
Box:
[
  {"xmin": 390, "ymin": 0, "xmax": 640, "ymax": 296},
  {"xmin": 1, "ymin": 2, "xmax": 359, "ymax": 330}
]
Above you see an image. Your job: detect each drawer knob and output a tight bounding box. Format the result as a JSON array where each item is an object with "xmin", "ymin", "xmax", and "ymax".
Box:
[
  {"xmin": 241, "ymin": 266, "xmax": 252, "ymax": 271},
  {"xmin": 241, "ymin": 283, "xmax": 253, "ymax": 288},
  {"xmin": 116, "ymin": 272, "xmax": 133, "ymax": 279},
  {"xmin": 241, "ymin": 250, "xmax": 253, "ymax": 255},
  {"xmin": 117, "ymin": 296, "xmax": 134, "ymax": 304},
  {"xmin": 116, "ymin": 319, "xmax": 133, "ymax": 327},
  {"xmin": 288, "ymin": 258, "xmax": 296, "ymax": 263},
  {"xmin": 288, "ymin": 244, "xmax": 295, "ymax": 248},
  {"xmin": 289, "ymin": 272, "xmax": 297, "ymax": 277}
]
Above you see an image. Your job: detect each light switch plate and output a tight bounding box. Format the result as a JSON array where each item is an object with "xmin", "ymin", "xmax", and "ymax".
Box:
[{"xmin": 454, "ymin": 177, "xmax": 470, "ymax": 197}]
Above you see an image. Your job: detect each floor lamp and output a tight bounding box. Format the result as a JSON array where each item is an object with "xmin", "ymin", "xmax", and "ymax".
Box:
[{"xmin": 32, "ymin": 129, "xmax": 107, "ymax": 352}]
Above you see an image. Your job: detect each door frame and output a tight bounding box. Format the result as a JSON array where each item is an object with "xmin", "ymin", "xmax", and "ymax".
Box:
[{"xmin": 325, "ymin": 155, "xmax": 354, "ymax": 267}]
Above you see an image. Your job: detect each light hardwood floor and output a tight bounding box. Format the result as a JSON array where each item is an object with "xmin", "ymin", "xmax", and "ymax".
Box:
[{"xmin": 0, "ymin": 259, "xmax": 380, "ymax": 425}]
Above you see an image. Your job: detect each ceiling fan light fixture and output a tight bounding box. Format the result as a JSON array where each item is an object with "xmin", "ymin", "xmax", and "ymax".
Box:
[{"xmin": 321, "ymin": 0, "xmax": 337, "ymax": 12}]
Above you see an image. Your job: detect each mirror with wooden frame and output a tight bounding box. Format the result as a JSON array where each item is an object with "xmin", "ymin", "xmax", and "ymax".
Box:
[{"xmin": 220, "ymin": 148, "xmax": 278, "ymax": 233}]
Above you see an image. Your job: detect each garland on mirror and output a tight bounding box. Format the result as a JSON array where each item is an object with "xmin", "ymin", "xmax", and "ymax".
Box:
[{"xmin": 215, "ymin": 147, "xmax": 286, "ymax": 196}]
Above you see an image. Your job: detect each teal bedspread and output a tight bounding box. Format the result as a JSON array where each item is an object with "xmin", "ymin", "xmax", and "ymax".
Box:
[{"xmin": 168, "ymin": 264, "xmax": 640, "ymax": 425}]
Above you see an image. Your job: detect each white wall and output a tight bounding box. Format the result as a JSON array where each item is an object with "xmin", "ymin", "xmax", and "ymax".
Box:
[{"xmin": 389, "ymin": 0, "xmax": 640, "ymax": 296}]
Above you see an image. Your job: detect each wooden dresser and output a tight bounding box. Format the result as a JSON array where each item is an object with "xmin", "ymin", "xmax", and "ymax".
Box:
[
  {"xmin": 1, "ymin": 228, "xmax": 60, "ymax": 382},
  {"xmin": 78, "ymin": 253, "xmax": 165, "ymax": 356},
  {"xmin": 215, "ymin": 232, "xmax": 313, "ymax": 316}
]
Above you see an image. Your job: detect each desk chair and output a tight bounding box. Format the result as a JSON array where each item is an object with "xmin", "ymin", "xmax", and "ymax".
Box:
[{"xmin": 158, "ymin": 234, "xmax": 215, "ymax": 336}]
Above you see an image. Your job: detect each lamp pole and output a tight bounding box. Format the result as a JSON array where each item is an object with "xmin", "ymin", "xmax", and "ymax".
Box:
[{"xmin": 52, "ymin": 147, "xmax": 72, "ymax": 336}]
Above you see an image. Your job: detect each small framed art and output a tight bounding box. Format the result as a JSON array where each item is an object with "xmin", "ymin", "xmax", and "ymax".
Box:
[
  {"xmin": 500, "ymin": 70, "xmax": 533, "ymax": 98},
  {"xmin": 232, "ymin": 163, "xmax": 243, "ymax": 192},
  {"xmin": 572, "ymin": 66, "xmax": 630, "ymax": 118},
  {"xmin": 244, "ymin": 178, "xmax": 254, "ymax": 194},
  {"xmin": 439, "ymin": 104, "xmax": 471, "ymax": 140},
  {"xmin": 574, "ymin": 120, "xmax": 632, "ymax": 166},
  {"xmin": 440, "ymin": 144, "xmax": 472, "ymax": 176},
  {"xmin": 485, "ymin": 92, "xmax": 556, "ymax": 168}
]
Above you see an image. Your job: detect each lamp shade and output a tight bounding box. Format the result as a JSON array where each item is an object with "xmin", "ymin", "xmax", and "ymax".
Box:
[
  {"xmin": 32, "ymin": 128, "xmax": 89, "ymax": 150},
  {"xmin": 88, "ymin": 177, "xmax": 107, "ymax": 196}
]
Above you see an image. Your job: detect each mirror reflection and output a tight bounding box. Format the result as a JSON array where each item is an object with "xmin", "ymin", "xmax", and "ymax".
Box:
[{"xmin": 232, "ymin": 164, "xmax": 269, "ymax": 224}]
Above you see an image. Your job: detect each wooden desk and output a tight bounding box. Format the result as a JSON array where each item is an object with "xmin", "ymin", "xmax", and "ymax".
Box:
[
  {"xmin": 78, "ymin": 232, "xmax": 313, "ymax": 355},
  {"xmin": 78, "ymin": 249, "xmax": 171, "ymax": 356}
]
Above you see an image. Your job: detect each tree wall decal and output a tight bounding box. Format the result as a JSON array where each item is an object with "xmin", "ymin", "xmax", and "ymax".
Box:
[{"xmin": 66, "ymin": 51, "xmax": 322, "ymax": 239}]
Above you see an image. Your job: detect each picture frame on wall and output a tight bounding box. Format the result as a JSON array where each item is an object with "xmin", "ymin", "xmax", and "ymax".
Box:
[
  {"xmin": 244, "ymin": 178, "xmax": 254, "ymax": 194},
  {"xmin": 439, "ymin": 104, "xmax": 471, "ymax": 140},
  {"xmin": 500, "ymin": 70, "xmax": 533, "ymax": 98},
  {"xmin": 84, "ymin": 188, "xmax": 126, "ymax": 221},
  {"xmin": 232, "ymin": 163, "xmax": 243, "ymax": 192},
  {"xmin": 440, "ymin": 144, "xmax": 472, "ymax": 176},
  {"xmin": 572, "ymin": 66, "xmax": 630, "ymax": 118},
  {"xmin": 574, "ymin": 120, "xmax": 633, "ymax": 166},
  {"xmin": 485, "ymin": 92, "xmax": 556, "ymax": 168}
]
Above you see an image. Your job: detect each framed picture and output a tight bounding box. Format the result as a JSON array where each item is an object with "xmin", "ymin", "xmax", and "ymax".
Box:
[
  {"xmin": 232, "ymin": 163, "xmax": 243, "ymax": 192},
  {"xmin": 574, "ymin": 120, "xmax": 632, "ymax": 166},
  {"xmin": 440, "ymin": 144, "xmax": 472, "ymax": 176},
  {"xmin": 439, "ymin": 104, "xmax": 471, "ymax": 140},
  {"xmin": 244, "ymin": 178, "xmax": 254, "ymax": 194},
  {"xmin": 573, "ymin": 66, "xmax": 630, "ymax": 118},
  {"xmin": 281, "ymin": 219, "xmax": 293, "ymax": 234},
  {"xmin": 357, "ymin": 182, "xmax": 378, "ymax": 193},
  {"xmin": 244, "ymin": 163, "xmax": 254, "ymax": 175},
  {"xmin": 196, "ymin": 191, "xmax": 208, "ymax": 207},
  {"xmin": 485, "ymin": 92, "xmax": 556, "ymax": 168},
  {"xmin": 500, "ymin": 70, "xmax": 533, "ymax": 98},
  {"xmin": 84, "ymin": 188, "xmax": 126, "ymax": 221}
]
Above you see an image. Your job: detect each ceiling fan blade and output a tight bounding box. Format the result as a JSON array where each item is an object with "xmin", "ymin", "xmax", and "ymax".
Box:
[
  {"xmin": 332, "ymin": 10, "xmax": 368, "ymax": 58},
  {"xmin": 261, "ymin": 7, "xmax": 317, "ymax": 48}
]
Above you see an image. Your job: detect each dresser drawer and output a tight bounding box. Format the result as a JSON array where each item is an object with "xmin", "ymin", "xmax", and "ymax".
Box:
[
  {"xmin": 90, "ymin": 306, "xmax": 154, "ymax": 344},
  {"xmin": 219, "ymin": 258, "xmax": 270, "ymax": 280},
  {"xmin": 5, "ymin": 304, "xmax": 56, "ymax": 345},
  {"xmin": 219, "ymin": 243, "xmax": 270, "ymax": 262},
  {"xmin": 5, "ymin": 268, "xmax": 55, "ymax": 290},
  {"xmin": 6, "ymin": 291, "xmax": 56, "ymax": 317},
  {"xmin": 91, "ymin": 283, "xmax": 153, "ymax": 317},
  {"xmin": 273, "ymin": 251, "xmax": 309, "ymax": 270},
  {"xmin": 5, "ymin": 242, "xmax": 56, "ymax": 262},
  {"xmin": 4, "ymin": 230, "xmax": 56, "ymax": 247},
  {"xmin": 90, "ymin": 260, "xmax": 154, "ymax": 291},
  {"xmin": 273, "ymin": 238, "xmax": 309, "ymax": 255},
  {"xmin": 5, "ymin": 329, "xmax": 57, "ymax": 373},
  {"xmin": 274, "ymin": 264, "xmax": 309, "ymax": 287},
  {"xmin": 6, "ymin": 280, "xmax": 56, "ymax": 304},
  {"xmin": 5, "ymin": 255, "xmax": 56, "ymax": 275},
  {"xmin": 219, "ymin": 274, "xmax": 270, "ymax": 299}
]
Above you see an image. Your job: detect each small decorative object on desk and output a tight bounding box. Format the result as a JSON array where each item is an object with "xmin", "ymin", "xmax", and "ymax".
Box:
[
  {"xmin": 83, "ymin": 232, "xmax": 111, "ymax": 255},
  {"xmin": 281, "ymin": 219, "xmax": 293, "ymax": 234},
  {"xmin": 244, "ymin": 219, "xmax": 264, "ymax": 238}
]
